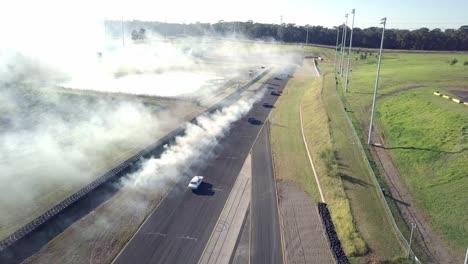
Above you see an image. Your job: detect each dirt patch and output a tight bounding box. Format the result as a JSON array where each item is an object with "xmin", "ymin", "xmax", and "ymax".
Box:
[
  {"xmin": 378, "ymin": 85, "xmax": 426, "ymax": 99},
  {"xmin": 447, "ymin": 86, "xmax": 468, "ymax": 101},
  {"xmin": 277, "ymin": 181, "xmax": 334, "ymax": 264},
  {"xmin": 371, "ymin": 134, "xmax": 460, "ymax": 264}
]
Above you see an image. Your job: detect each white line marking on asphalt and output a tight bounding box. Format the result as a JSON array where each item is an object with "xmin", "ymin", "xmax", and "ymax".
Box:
[{"xmin": 178, "ymin": 236, "xmax": 198, "ymax": 242}]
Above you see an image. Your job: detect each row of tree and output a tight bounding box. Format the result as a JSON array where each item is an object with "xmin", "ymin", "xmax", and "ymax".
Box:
[{"xmin": 105, "ymin": 20, "xmax": 468, "ymax": 51}]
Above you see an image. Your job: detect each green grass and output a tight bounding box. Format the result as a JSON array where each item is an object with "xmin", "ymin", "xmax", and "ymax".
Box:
[
  {"xmin": 379, "ymin": 88, "xmax": 468, "ymax": 249},
  {"xmin": 336, "ymin": 50, "xmax": 468, "ymax": 256},
  {"xmin": 270, "ymin": 62, "xmax": 320, "ymax": 201},
  {"xmin": 320, "ymin": 67, "xmax": 405, "ymax": 263},
  {"xmin": 271, "ymin": 58, "xmax": 405, "ymax": 262},
  {"xmin": 300, "ymin": 70, "xmax": 367, "ymax": 257}
]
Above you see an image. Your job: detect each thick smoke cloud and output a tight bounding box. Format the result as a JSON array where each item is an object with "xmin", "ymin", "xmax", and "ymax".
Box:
[{"xmin": 122, "ymin": 88, "xmax": 266, "ymax": 192}]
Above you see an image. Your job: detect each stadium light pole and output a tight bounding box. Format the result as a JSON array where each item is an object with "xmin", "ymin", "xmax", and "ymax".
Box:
[
  {"xmin": 368, "ymin": 17, "xmax": 387, "ymax": 145},
  {"xmin": 407, "ymin": 222, "xmax": 416, "ymax": 258},
  {"xmin": 464, "ymin": 247, "xmax": 468, "ymax": 264},
  {"xmin": 333, "ymin": 24, "xmax": 341, "ymax": 74},
  {"xmin": 345, "ymin": 9, "xmax": 355, "ymax": 93},
  {"xmin": 305, "ymin": 25, "xmax": 309, "ymax": 46},
  {"xmin": 340, "ymin": 14, "xmax": 348, "ymax": 76},
  {"xmin": 121, "ymin": 16, "xmax": 125, "ymax": 47}
]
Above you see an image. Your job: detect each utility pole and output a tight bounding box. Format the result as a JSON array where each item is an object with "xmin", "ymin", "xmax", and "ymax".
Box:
[
  {"xmin": 464, "ymin": 247, "xmax": 468, "ymax": 264},
  {"xmin": 334, "ymin": 25, "xmax": 341, "ymax": 74},
  {"xmin": 368, "ymin": 17, "xmax": 387, "ymax": 145},
  {"xmin": 340, "ymin": 14, "xmax": 348, "ymax": 76},
  {"xmin": 121, "ymin": 16, "xmax": 125, "ymax": 47},
  {"xmin": 305, "ymin": 25, "xmax": 309, "ymax": 46},
  {"xmin": 407, "ymin": 222, "xmax": 416, "ymax": 258},
  {"xmin": 345, "ymin": 9, "xmax": 356, "ymax": 93}
]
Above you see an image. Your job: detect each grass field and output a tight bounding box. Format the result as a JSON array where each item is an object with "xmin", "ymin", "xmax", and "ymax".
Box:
[
  {"xmin": 336, "ymin": 50, "xmax": 468, "ymax": 256},
  {"xmin": 300, "ymin": 67, "xmax": 368, "ymax": 257},
  {"xmin": 270, "ymin": 57, "xmax": 406, "ymax": 262},
  {"xmin": 320, "ymin": 63, "xmax": 406, "ymax": 263},
  {"xmin": 269, "ymin": 61, "xmax": 320, "ymax": 201}
]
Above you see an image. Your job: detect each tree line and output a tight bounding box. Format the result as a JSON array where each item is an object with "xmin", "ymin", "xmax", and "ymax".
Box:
[{"xmin": 105, "ymin": 20, "xmax": 468, "ymax": 51}]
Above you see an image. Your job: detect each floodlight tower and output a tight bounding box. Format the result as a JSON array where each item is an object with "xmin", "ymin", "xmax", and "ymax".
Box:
[
  {"xmin": 368, "ymin": 17, "xmax": 387, "ymax": 145},
  {"xmin": 345, "ymin": 9, "xmax": 356, "ymax": 93},
  {"xmin": 333, "ymin": 25, "xmax": 340, "ymax": 74},
  {"xmin": 339, "ymin": 14, "xmax": 348, "ymax": 76},
  {"xmin": 121, "ymin": 16, "xmax": 125, "ymax": 47}
]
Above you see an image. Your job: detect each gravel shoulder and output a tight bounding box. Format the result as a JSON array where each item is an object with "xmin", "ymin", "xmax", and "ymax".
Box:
[{"xmin": 277, "ymin": 181, "xmax": 334, "ymax": 264}]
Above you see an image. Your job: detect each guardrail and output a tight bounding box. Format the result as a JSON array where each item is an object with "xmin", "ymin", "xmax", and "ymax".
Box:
[
  {"xmin": 0, "ymin": 68, "xmax": 271, "ymax": 253},
  {"xmin": 313, "ymin": 59, "xmax": 422, "ymax": 263}
]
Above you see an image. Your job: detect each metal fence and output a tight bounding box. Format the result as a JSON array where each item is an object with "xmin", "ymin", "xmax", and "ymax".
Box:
[{"xmin": 312, "ymin": 59, "xmax": 421, "ymax": 263}]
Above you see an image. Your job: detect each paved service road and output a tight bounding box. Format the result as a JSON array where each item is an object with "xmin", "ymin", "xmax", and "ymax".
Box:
[
  {"xmin": 250, "ymin": 123, "xmax": 283, "ymax": 264},
  {"xmin": 113, "ymin": 68, "xmax": 293, "ymax": 264}
]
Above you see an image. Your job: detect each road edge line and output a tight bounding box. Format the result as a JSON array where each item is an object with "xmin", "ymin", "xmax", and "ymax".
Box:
[
  {"xmin": 300, "ymin": 61, "xmax": 326, "ymax": 203},
  {"xmin": 199, "ymin": 104, "xmax": 271, "ymax": 264}
]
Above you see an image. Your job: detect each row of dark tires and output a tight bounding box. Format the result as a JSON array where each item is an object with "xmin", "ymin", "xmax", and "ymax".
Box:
[{"xmin": 318, "ymin": 202, "xmax": 350, "ymax": 264}]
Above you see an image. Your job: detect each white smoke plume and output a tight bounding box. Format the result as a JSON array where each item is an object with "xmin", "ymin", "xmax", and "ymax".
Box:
[{"xmin": 123, "ymin": 88, "xmax": 266, "ymax": 192}]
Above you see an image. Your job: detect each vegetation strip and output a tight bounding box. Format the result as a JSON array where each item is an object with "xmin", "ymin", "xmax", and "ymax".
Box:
[{"xmin": 299, "ymin": 100, "xmax": 325, "ymax": 202}]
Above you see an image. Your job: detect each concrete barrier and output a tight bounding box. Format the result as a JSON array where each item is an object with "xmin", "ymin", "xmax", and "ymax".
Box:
[
  {"xmin": 433, "ymin": 92, "xmax": 441, "ymax": 96},
  {"xmin": 452, "ymin": 98, "xmax": 462, "ymax": 103},
  {"xmin": 442, "ymin": 95, "xmax": 450, "ymax": 99},
  {"xmin": 464, "ymin": 102, "xmax": 468, "ymax": 106}
]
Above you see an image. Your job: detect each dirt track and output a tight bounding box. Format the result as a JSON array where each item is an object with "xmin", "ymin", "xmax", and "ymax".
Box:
[{"xmin": 277, "ymin": 181, "xmax": 334, "ymax": 264}]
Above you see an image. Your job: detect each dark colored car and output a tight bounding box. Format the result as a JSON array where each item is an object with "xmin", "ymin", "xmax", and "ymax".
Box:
[
  {"xmin": 263, "ymin": 102, "xmax": 274, "ymax": 108},
  {"xmin": 247, "ymin": 117, "xmax": 262, "ymax": 125}
]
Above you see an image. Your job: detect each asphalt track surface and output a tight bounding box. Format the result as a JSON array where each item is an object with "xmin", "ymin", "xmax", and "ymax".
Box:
[
  {"xmin": 114, "ymin": 67, "xmax": 294, "ymax": 264},
  {"xmin": 250, "ymin": 123, "xmax": 283, "ymax": 264}
]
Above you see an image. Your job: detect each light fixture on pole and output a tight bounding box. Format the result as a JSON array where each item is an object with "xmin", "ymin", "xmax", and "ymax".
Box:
[
  {"xmin": 334, "ymin": 25, "xmax": 341, "ymax": 74},
  {"xmin": 339, "ymin": 22, "xmax": 345, "ymax": 74},
  {"xmin": 368, "ymin": 17, "xmax": 387, "ymax": 145},
  {"xmin": 345, "ymin": 9, "xmax": 355, "ymax": 93},
  {"xmin": 340, "ymin": 14, "xmax": 348, "ymax": 77},
  {"xmin": 121, "ymin": 16, "xmax": 125, "ymax": 47}
]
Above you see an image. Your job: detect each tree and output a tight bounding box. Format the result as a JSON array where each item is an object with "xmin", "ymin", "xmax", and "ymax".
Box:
[
  {"xmin": 450, "ymin": 58, "xmax": 458, "ymax": 65},
  {"xmin": 131, "ymin": 27, "xmax": 147, "ymax": 40},
  {"xmin": 464, "ymin": 61, "xmax": 468, "ymax": 69},
  {"xmin": 106, "ymin": 19, "xmax": 468, "ymax": 51}
]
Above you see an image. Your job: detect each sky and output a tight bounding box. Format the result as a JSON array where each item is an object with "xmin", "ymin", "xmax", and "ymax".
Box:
[{"xmin": 0, "ymin": 0, "xmax": 467, "ymax": 31}]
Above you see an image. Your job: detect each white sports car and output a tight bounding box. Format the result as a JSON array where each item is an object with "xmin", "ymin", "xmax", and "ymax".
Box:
[{"xmin": 188, "ymin": 176, "xmax": 204, "ymax": 190}]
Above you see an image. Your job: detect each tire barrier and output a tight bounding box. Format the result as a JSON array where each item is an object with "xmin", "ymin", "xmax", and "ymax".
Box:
[
  {"xmin": 318, "ymin": 202, "xmax": 350, "ymax": 264},
  {"xmin": 433, "ymin": 91, "xmax": 466, "ymax": 106},
  {"xmin": 0, "ymin": 68, "xmax": 272, "ymax": 253}
]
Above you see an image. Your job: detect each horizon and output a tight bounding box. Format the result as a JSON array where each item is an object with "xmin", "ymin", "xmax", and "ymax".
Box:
[{"xmin": 110, "ymin": 18, "xmax": 468, "ymax": 31}]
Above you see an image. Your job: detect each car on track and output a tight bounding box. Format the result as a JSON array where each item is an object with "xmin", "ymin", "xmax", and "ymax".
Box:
[
  {"xmin": 188, "ymin": 176, "xmax": 204, "ymax": 190},
  {"xmin": 248, "ymin": 117, "xmax": 262, "ymax": 125},
  {"xmin": 270, "ymin": 91, "xmax": 280, "ymax": 96},
  {"xmin": 277, "ymin": 90, "xmax": 283, "ymax": 94}
]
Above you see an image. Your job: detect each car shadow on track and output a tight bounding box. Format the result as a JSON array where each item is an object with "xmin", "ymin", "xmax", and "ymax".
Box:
[{"xmin": 192, "ymin": 182, "xmax": 215, "ymax": 196}]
